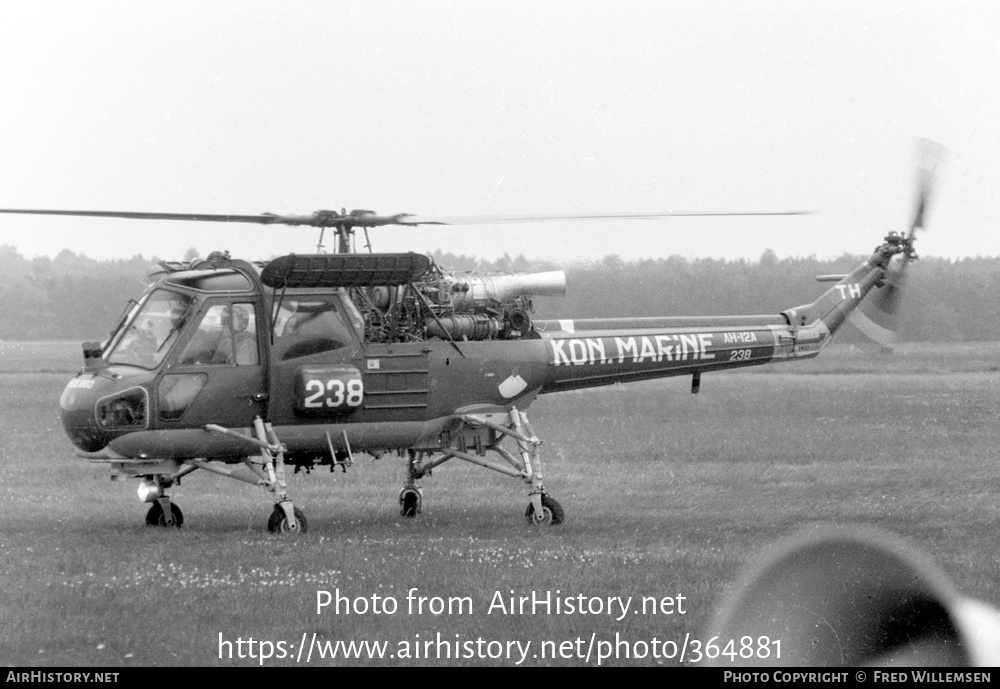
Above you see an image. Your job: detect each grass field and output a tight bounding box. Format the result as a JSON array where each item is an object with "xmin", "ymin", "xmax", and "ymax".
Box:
[{"xmin": 1, "ymin": 340, "xmax": 998, "ymax": 666}]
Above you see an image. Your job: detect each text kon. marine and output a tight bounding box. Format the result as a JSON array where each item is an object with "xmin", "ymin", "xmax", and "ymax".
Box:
[{"xmin": 551, "ymin": 334, "xmax": 716, "ymax": 366}]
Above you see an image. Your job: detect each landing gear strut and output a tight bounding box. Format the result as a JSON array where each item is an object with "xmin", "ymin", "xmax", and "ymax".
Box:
[
  {"xmin": 204, "ymin": 417, "xmax": 307, "ymax": 535},
  {"xmin": 401, "ymin": 406, "xmax": 565, "ymax": 526},
  {"xmin": 252, "ymin": 418, "xmax": 306, "ymax": 534},
  {"xmin": 399, "ymin": 450, "xmax": 424, "ymax": 518}
]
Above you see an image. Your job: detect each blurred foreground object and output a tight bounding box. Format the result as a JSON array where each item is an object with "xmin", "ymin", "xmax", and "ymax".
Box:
[{"xmin": 707, "ymin": 526, "xmax": 1000, "ymax": 666}]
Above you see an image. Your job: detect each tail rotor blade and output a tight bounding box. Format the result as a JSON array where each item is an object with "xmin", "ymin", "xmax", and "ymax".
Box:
[
  {"xmin": 910, "ymin": 137, "xmax": 947, "ymax": 237},
  {"xmin": 848, "ymin": 255, "xmax": 907, "ymax": 352}
]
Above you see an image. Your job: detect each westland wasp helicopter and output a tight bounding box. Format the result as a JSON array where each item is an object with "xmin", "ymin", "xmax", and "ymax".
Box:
[{"xmin": 0, "ymin": 141, "xmax": 944, "ymax": 533}]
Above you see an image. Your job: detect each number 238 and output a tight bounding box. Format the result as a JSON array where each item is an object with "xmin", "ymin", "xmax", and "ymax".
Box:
[{"xmin": 303, "ymin": 378, "xmax": 363, "ymax": 408}]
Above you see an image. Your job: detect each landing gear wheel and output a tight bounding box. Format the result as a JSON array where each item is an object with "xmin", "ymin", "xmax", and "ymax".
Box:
[
  {"xmin": 525, "ymin": 495, "xmax": 564, "ymax": 526},
  {"xmin": 267, "ymin": 506, "xmax": 308, "ymax": 534},
  {"xmin": 400, "ymin": 488, "xmax": 422, "ymax": 518},
  {"xmin": 146, "ymin": 501, "xmax": 184, "ymax": 528}
]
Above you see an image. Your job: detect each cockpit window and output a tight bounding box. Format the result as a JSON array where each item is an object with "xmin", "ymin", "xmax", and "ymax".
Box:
[
  {"xmin": 178, "ymin": 303, "xmax": 259, "ymax": 366},
  {"xmin": 273, "ymin": 298, "xmax": 355, "ymax": 360},
  {"xmin": 106, "ymin": 290, "xmax": 194, "ymax": 369}
]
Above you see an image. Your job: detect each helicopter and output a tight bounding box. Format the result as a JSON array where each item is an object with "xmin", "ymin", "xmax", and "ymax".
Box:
[{"xmin": 0, "ymin": 142, "xmax": 944, "ymax": 534}]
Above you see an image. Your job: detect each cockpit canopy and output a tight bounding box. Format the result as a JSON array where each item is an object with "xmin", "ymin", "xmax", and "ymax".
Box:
[{"xmin": 105, "ymin": 289, "xmax": 195, "ymax": 369}]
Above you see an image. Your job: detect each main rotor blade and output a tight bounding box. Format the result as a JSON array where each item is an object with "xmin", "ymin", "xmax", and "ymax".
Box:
[
  {"xmin": 0, "ymin": 208, "xmax": 386, "ymax": 227},
  {"xmin": 397, "ymin": 210, "xmax": 813, "ymax": 226},
  {"xmin": 0, "ymin": 208, "xmax": 300, "ymax": 224},
  {"xmin": 0, "ymin": 207, "xmax": 812, "ymax": 228}
]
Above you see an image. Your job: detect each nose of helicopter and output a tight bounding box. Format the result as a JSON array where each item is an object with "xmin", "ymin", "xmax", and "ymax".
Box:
[{"xmin": 59, "ymin": 374, "xmax": 127, "ymax": 452}]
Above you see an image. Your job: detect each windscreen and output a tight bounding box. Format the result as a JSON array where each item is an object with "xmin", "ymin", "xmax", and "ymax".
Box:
[{"xmin": 105, "ymin": 290, "xmax": 195, "ymax": 369}]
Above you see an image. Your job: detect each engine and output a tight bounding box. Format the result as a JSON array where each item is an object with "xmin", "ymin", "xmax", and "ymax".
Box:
[{"xmin": 358, "ymin": 260, "xmax": 566, "ymax": 343}]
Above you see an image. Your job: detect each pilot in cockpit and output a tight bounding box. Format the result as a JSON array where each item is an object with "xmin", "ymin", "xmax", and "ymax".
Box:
[{"xmin": 211, "ymin": 305, "xmax": 258, "ymax": 365}]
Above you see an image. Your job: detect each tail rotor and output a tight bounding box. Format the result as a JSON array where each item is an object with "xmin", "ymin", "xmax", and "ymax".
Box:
[{"xmin": 847, "ymin": 138, "xmax": 947, "ymax": 352}]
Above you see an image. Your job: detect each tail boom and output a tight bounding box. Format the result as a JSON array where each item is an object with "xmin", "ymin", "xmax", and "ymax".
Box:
[
  {"xmin": 538, "ymin": 323, "xmax": 783, "ymax": 393},
  {"xmin": 536, "ymin": 241, "xmax": 904, "ymax": 394}
]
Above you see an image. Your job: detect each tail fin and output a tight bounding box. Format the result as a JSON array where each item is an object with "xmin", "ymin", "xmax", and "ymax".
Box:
[
  {"xmin": 794, "ymin": 139, "xmax": 946, "ymax": 354},
  {"xmin": 782, "ymin": 253, "xmax": 892, "ymax": 340}
]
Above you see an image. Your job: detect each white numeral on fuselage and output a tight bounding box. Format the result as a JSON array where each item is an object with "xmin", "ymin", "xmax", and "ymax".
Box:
[{"xmin": 303, "ymin": 378, "xmax": 364, "ymax": 408}]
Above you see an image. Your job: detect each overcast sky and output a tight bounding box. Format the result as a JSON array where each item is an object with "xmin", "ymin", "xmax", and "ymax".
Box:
[{"xmin": 0, "ymin": 1, "xmax": 997, "ymax": 264}]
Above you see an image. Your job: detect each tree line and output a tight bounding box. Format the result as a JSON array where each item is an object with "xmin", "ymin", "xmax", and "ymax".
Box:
[{"xmin": 1, "ymin": 245, "xmax": 996, "ymax": 343}]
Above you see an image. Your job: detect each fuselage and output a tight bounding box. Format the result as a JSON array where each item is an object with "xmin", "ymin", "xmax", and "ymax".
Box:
[{"xmin": 61, "ymin": 246, "xmax": 893, "ymax": 464}]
